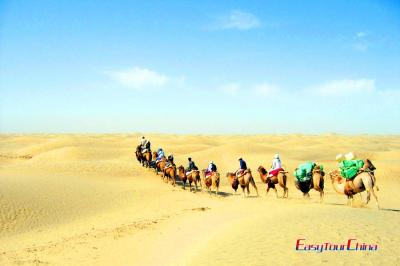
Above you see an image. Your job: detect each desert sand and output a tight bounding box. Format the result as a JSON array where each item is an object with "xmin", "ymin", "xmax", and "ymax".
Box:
[{"xmin": 0, "ymin": 134, "xmax": 399, "ymax": 265}]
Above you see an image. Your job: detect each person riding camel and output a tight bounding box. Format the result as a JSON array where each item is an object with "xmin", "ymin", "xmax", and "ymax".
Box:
[
  {"xmin": 165, "ymin": 154, "xmax": 174, "ymax": 168},
  {"xmin": 140, "ymin": 136, "xmax": 150, "ymax": 153},
  {"xmin": 205, "ymin": 161, "xmax": 217, "ymax": 177},
  {"xmin": 186, "ymin": 157, "xmax": 198, "ymax": 173},
  {"xmin": 268, "ymin": 154, "xmax": 284, "ymax": 178},
  {"xmin": 156, "ymin": 148, "xmax": 165, "ymax": 162},
  {"xmin": 236, "ymin": 158, "xmax": 247, "ymax": 177}
]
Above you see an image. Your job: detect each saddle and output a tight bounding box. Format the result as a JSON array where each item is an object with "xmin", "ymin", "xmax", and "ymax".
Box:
[
  {"xmin": 186, "ymin": 170, "xmax": 193, "ymax": 176},
  {"xmin": 236, "ymin": 169, "xmax": 246, "ymax": 178},
  {"xmin": 205, "ymin": 171, "xmax": 214, "ymax": 178},
  {"xmin": 164, "ymin": 162, "xmax": 174, "ymax": 170},
  {"xmin": 268, "ymin": 167, "xmax": 285, "ymax": 177}
]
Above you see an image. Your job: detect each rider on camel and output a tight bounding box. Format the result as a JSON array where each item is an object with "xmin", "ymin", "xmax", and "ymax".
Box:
[
  {"xmin": 165, "ymin": 154, "xmax": 174, "ymax": 168},
  {"xmin": 236, "ymin": 158, "xmax": 247, "ymax": 177},
  {"xmin": 186, "ymin": 157, "xmax": 198, "ymax": 173},
  {"xmin": 156, "ymin": 148, "xmax": 165, "ymax": 162},
  {"xmin": 205, "ymin": 161, "xmax": 217, "ymax": 177},
  {"xmin": 268, "ymin": 154, "xmax": 284, "ymax": 178},
  {"xmin": 140, "ymin": 136, "xmax": 150, "ymax": 153}
]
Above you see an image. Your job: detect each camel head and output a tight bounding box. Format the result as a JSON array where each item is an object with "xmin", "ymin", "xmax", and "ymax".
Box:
[
  {"xmin": 258, "ymin": 166, "xmax": 267, "ymax": 175},
  {"xmin": 328, "ymin": 170, "xmax": 342, "ymax": 182},
  {"xmin": 177, "ymin": 165, "xmax": 184, "ymax": 173},
  {"xmin": 312, "ymin": 166, "xmax": 325, "ymax": 177}
]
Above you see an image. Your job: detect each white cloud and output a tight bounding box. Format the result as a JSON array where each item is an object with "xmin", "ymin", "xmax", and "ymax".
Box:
[
  {"xmin": 356, "ymin": 31, "xmax": 368, "ymax": 38},
  {"xmin": 314, "ymin": 79, "xmax": 375, "ymax": 95},
  {"xmin": 215, "ymin": 10, "xmax": 260, "ymax": 30},
  {"xmin": 352, "ymin": 31, "xmax": 370, "ymax": 52},
  {"xmin": 220, "ymin": 83, "xmax": 240, "ymax": 96},
  {"xmin": 105, "ymin": 67, "xmax": 184, "ymax": 90},
  {"xmin": 253, "ymin": 82, "xmax": 279, "ymax": 96}
]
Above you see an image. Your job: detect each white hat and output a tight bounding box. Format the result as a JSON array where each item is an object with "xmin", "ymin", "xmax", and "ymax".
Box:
[
  {"xmin": 345, "ymin": 152, "xmax": 355, "ymax": 160},
  {"xmin": 210, "ymin": 161, "xmax": 214, "ymax": 164},
  {"xmin": 336, "ymin": 154, "xmax": 344, "ymax": 162},
  {"xmin": 274, "ymin": 154, "xmax": 280, "ymax": 159}
]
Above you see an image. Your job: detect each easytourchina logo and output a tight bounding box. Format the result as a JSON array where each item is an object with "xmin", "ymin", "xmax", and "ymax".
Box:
[{"xmin": 295, "ymin": 238, "xmax": 378, "ymax": 252}]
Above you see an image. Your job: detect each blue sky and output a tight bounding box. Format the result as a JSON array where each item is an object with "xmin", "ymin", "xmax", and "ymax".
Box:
[{"xmin": 0, "ymin": 0, "xmax": 399, "ymax": 134}]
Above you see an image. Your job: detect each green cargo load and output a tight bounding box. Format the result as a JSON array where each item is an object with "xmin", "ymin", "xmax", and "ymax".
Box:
[
  {"xmin": 294, "ymin": 161, "xmax": 317, "ymax": 182},
  {"xmin": 339, "ymin": 160, "xmax": 364, "ymax": 179}
]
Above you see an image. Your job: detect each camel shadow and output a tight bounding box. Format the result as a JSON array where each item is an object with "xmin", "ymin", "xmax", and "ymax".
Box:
[{"xmin": 380, "ymin": 208, "xmax": 400, "ymax": 213}]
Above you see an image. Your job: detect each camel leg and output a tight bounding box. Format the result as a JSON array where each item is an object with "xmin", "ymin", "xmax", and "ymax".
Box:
[
  {"xmin": 365, "ymin": 190, "xmax": 371, "ymax": 205},
  {"xmin": 320, "ymin": 191, "xmax": 324, "ymax": 203},
  {"xmin": 242, "ymin": 187, "xmax": 246, "ymax": 198},
  {"xmin": 266, "ymin": 186, "xmax": 270, "ymax": 196},
  {"xmin": 183, "ymin": 180, "xmax": 186, "ymax": 190},
  {"xmin": 194, "ymin": 181, "xmax": 198, "ymax": 193},
  {"xmin": 370, "ymin": 188, "xmax": 380, "ymax": 210},
  {"xmin": 274, "ymin": 188, "xmax": 278, "ymax": 198},
  {"xmin": 250, "ymin": 178, "xmax": 259, "ymax": 196},
  {"xmin": 246, "ymin": 185, "xmax": 250, "ymax": 196},
  {"xmin": 348, "ymin": 195, "xmax": 354, "ymax": 207}
]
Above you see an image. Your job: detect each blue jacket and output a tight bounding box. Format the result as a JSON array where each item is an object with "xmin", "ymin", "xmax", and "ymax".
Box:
[
  {"xmin": 239, "ymin": 160, "xmax": 247, "ymax": 170},
  {"xmin": 157, "ymin": 150, "xmax": 165, "ymax": 160}
]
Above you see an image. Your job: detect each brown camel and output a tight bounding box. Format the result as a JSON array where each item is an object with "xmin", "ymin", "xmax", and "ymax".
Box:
[
  {"xmin": 329, "ymin": 170, "xmax": 379, "ymax": 209},
  {"xmin": 257, "ymin": 166, "xmax": 288, "ymax": 198},
  {"xmin": 177, "ymin": 165, "xmax": 188, "ymax": 188},
  {"xmin": 201, "ymin": 169, "xmax": 220, "ymax": 195},
  {"xmin": 163, "ymin": 164, "xmax": 176, "ymax": 186},
  {"xmin": 142, "ymin": 150, "xmax": 152, "ymax": 168},
  {"xmin": 227, "ymin": 169, "xmax": 258, "ymax": 197},
  {"xmin": 135, "ymin": 145, "xmax": 143, "ymax": 164},
  {"xmin": 177, "ymin": 166, "xmax": 201, "ymax": 192},
  {"xmin": 154, "ymin": 155, "xmax": 166, "ymax": 176},
  {"xmin": 293, "ymin": 165, "xmax": 324, "ymax": 202},
  {"xmin": 226, "ymin": 172, "xmax": 239, "ymax": 194}
]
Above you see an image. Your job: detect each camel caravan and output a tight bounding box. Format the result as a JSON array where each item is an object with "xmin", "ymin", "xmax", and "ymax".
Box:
[{"xmin": 135, "ymin": 137, "xmax": 380, "ymax": 208}]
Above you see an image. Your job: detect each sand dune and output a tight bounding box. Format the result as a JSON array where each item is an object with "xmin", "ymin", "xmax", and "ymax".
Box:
[{"xmin": 0, "ymin": 134, "xmax": 399, "ymax": 265}]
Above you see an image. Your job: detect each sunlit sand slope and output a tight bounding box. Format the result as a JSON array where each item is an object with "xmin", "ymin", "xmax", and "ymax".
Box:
[{"xmin": 0, "ymin": 134, "xmax": 399, "ymax": 265}]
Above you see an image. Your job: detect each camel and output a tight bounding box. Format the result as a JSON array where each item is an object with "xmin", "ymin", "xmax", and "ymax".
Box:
[
  {"xmin": 177, "ymin": 165, "xmax": 188, "ymax": 188},
  {"xmin": 135, "ymin": 145, "xmax": 143, "ymax": 164},
  {"xmin": 201, "ymin": 169, "xmax": 220, "ymax": 195},
  {"xmin": 163, "ymin": 164, "xmax": 176, "ymax": 186},
  {"xmin": 135, "ymin": 145, "xmax": 152, "ymax": 167},
  {"xmin": 142, "ymin": 150, "xmax": 152, "ymax": 168},
  {"xmin": 257, "ymin": 166, "xmax": 288, "ymax": 198},
  {"xmin": 293, "ymin": 165, "xmax": 324, "ymax": 202},
  {"xmin": 226, "ymin": 173, "xmax": 239, "ymax": 194},
  {"xmin": 329, "ymin": 170, "xmax": 379, "ymax": 209},
  {"xmin": 227, "ymin": 169, "xmax": 258, "ymax": 197},
  {"xmin": 177, "ymin": 166, "xmax": 201, "ymax": 192},
  {"xmin": 153, "ymin": 152, "xmax": 166, "ymax": 176}
]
